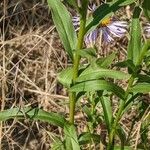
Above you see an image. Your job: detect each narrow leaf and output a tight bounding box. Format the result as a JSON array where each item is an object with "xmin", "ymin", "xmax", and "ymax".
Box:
[
  {"xmin": 137, "ymin": 74, "xmax": 150, "ymax": 83},
  {"xmin": 100, "ymin": 96, "xmax": 112, "ymax": 133},
  {"xmin": 76, "ymin": 67, "xmax": 130, "ymax": 82},
  {"xmin": 51, "ymin": 137, "xmax": 65, "ymax": 150},
  {"xmin": 78, "ymin": 48, "xmax": 97, "ymax": 59},
  {"xmin": 0, "ymin": 107, "xmax": 66, "ymax": 128},
  {"xmin": 47, "ymin": 0, "xmax": 77, "ymax": 59},
  {"xmin": 96, "ymin": 52, "xmax": 117, "ymax": 68},
  {"xmin": 70, "ymin": 80, "xmax": 125, "ymax": 100},
  {"xmin": 82, "ymin": 105, "xmax": 92, "ymax": 121},
  {"xmin": 78, "ymin": 132, "xmax": 100, "ymax": 145},
  {"xmin": 64, "ymin": 124, "xmax": 80, "ymax": 150},
  {"xmin": 116, "ymin": 124, "xmax": 126, "ymax": 148},
  {"xmin": 142, "ymin": 0, "xmax": 150, "ymax": 21},
  {"xmin": 127, "ymin": 6, "xmax": 142, "ymax": 65},
  {"xmin": 130, "ymin": 83, "xmax": 150, "ymax": 93},
  {"xmin": 64, "ymin": 0, "xmax": 77, "ymax": 7},
  {"xmin": 114, "ymin": 60, "xmax": 135, "ymax": 70},
  {"xmin": 114, "ymin": 146, "xmax": 133, "ymax": 150},
  {"xmin": 86, "ymin": 0, "xmax": 136, "ymax": 32},
  {"xmin": 136, "ymin": 39, "xmax": 150, "ymax": 65},
  {"xmin": 58, "ymin": 67, "xmax": 73, "ymax": 87}
]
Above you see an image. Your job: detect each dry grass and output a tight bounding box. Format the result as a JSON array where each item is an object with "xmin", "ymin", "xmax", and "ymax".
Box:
[{"xmin": 0, "ymin": 0, "xmax": 69, "ymax": 149}]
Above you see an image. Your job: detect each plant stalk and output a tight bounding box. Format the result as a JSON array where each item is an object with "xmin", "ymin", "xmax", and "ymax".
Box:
[
  {"xmin": 69, "ymin": 4, "xmax": 88, "ymax": 124},
  {"xmin": 107, "ymin": 76, "xmax": 134, "ymax": 150}
]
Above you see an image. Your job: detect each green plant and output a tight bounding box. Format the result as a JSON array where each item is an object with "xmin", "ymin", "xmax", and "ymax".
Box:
[{"xmin": 1, "ymin": 0, "xmax": 150, "ymax": 149}]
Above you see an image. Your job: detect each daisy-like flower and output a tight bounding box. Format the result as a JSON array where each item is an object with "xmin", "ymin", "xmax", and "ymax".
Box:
[
  {"xmin": 84, "ymin": 29, "xmax": 98, "ymax": 45},
  {"xmin": 99, "ymin": 18, "xmax": 128, "ymax": 42},
  {"xmin": 72, "ymin": 4, "xmax": 128, "ymax": 46},
  {"xmin": 72, "ymin": 15, "xmax": 80, "ymax": 31},
  {"xmin": 145, "ymin": 23, "xmax": 150, "ymax": 37}
]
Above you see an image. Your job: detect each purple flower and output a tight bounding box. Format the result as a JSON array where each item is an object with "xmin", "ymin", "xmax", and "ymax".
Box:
[
  {"xmin": 72, "ymin": 16, "xmax": 80, "ymax": 31},
  {"xmin": 84, "ymin": 29, "xmax": 98, "ymax": 46},
  {"xmin": 72, "ymin": 4, "xmax": 128, "ymax": 46},
  {"xmin": 145, "ymin": 23, "xmax": 150, "ymax": 37},
  {"xmin": 99, "ymin": 20, "xmax": 128, "ymax": 42},
  {"xmin": 88, "ymin": 3, "xmax": 96, "ymax": 12}
]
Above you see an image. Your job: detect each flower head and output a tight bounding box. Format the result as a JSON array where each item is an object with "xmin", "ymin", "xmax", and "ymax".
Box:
[
  {"xmin": 99, "ymin": 19, "xmax": 128, "ymax": 42},
  {"xmin": 72, "ymin": 4, "xmax": 128, "ymax": 46},
  {"xmin": 145, "ymin": 23, "xmax": 150, "ymax": 37},
  {"xmin": 84, "ymin": 29, "xmax": 98, "ymax": 45},
  {"xmin": 72, "ymin": 16, "xmax": 80, "ymax": 31}
]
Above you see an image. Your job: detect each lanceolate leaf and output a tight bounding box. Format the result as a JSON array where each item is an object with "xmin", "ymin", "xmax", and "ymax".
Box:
[
  {"xmin": 47, "ymin": 0, "xmax": 77, "ymax": 60},
  {"xmin": 142, "ymin": 0, "xmax": 150, "ymax": 21},
  {"xmin": 100, "ymin": 96, "xmax": 112, "ymax": 133},
  {"xmin": 64, "ymin": 0, "xmax": 77, "ymax": 7},
  {"xmin": 78, "ymin": 48, "xmax": 97, "ymax": 59},
  {"xmin": 51, "ymin": 137, "xmax": 65, "ymax": 150},
  {"xmin": 136, "ymin": 39, "xmax": 150, "ymax": 65},
  {"xmin": 58, "ymin": 67, "xmax": 73, "ymax": 88},
  {"xmin": 137, "ymin": 74, "xmax": 150, "ymax": 83},
  {"xmin": 78, "ymin": 132, "xmax": 100, "ymax": 145},
  {"xmin": 116, "ymin": 124, "xmax": 126, "ymax": 148},
  {"xmin": 0, "ymin": 107, "xmax": 66, "ymax": 128},
  {"xmin": 70, "ymin": 80, "xmax": 125, "ymax": 99},
  {"xmin": 96, "ymin": 52, "xmax": 117, "ymax": 68},
  {"xmin": 114, "ymin": 146, "xmax": 133, "ymax": 150},
  {"xmin": 86, "ymin": 0, "xmax": 136, "ymax": 32},
  {"xmin": 76, "ymin": 67, "xmax": 130, "ymax": 82},
  {"xmin": 64, "ymin": 124, "xmax": 80, "ymax": 150},
  {"xmin": 127, "ymin": 6, "xmax": 142, "ymax": 65},
  {"xmin": 130, "ymin": 83, "xmax": 150, "ymax": 93},
  {"xmin": 114, "ymin": 60, "xmax": 135, "ymax": 73}
]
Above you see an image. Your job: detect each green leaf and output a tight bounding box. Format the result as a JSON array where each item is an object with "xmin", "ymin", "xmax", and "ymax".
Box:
[
  {"xmin": 136, "ymin": 39, "xmax": 150, "ymax": 65},
  {"xmin": 78, "ymin": 48, "xmax": 97, "ymax": 59},
  {"xmin": 82, "ymin": 105, "xmax": 92, "ymax": 121},
  {"xmin": 86, "ymin": 0, "xmax": 136, "ymax": 32},
  {"xmin": 58, "ymin": 67, "xmax": 73, "ymax": 88},
  {"xmin": 115, "ymin": 0, "xmax": 136, "ymax": 6},
  {"xmin": 130, "ymin": 83, "xmax": 150, "ymax": 93},
  {"xmin": 78, "ymin": 132, "xmax": 100, "ymax": 145},
  {"xmin": 51, "ymin": 137, "xmax": 65, "ymax": 150},
  {"xmin": 116, "ymin": 124, "xmax": 126, "ymax": 148},
  {"xmin": 127, "ymin": 6, "xmax": 142, "ymax": 65},
  {"xmin": 70, "ymin": 80, "xmax": 125, "ymax": 100},
  {"xmin": 0, "ymin": 107, "xmax": 66, "ymax": 128},
  {"xmin": 141, "ymin": 114, "xmax": 150, "ymax": 149},
  {"xmin": 114, "ymin": 60, "xmax": 135, "ymax": 73},
  {"xmin": 100, "ymin": 96, "xmax": 112, "ymax": 133},
  {"xmin": 96, "ymin": 52, "xmax": 117, "ymax": 68},
  {"xmin": 142, "ymin": 0, "xmax": 150, "ymax": 21},
  {"xmin": 57, "ymin": 67, "xmax": 86, "ymax": 87},
  {"xmin": 64, "ymin": 0, "xmax": 77, "ymax": 7},
  {"xmin": 64, "ymin": 124, "xmax": 80, "ymax": 150},
  {"xmin": 114, "ymin": 146, "xmax": 133, "ymax": 150},
  {"xmin": 47, "ymin": 0, "xmax": 77, "ymax": 60},
  {"xmin": 76, "ymin": 67, "xmax": 130, "ymax": 82},
  {"xmin": 137, "ymin": 74, "xmax": 150, "ymax": 83}
]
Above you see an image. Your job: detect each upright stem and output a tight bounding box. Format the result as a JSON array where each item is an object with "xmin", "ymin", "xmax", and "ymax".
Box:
[
  {"xmin": 69, "ymin": 4, "xmax": 88, "ymax": 124},
  {"xmin": 107, "ymin": 40, "xmax": 150, "ymax": 149},
  {"xmin": 107, "ymin": 76, "xmax": 134, "ymax": 150}
]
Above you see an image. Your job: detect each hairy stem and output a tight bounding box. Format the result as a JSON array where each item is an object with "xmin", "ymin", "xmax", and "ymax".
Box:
[{"xmin": 69, "ymin": 3, "xmax": 88, "ymax": 124}]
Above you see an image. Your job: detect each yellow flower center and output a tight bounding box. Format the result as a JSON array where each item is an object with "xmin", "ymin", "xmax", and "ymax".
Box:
[{"xmin": 100, "ymin": 18, "xmax": 111, "ymax": 27}]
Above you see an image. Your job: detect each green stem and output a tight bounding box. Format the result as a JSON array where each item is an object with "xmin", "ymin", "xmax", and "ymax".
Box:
[
  {"xmin": 107, "ymin": 76, "xmax": 134, "ymax": 150},
  {"xmin": 69, "ymin": 5, "xmax": 88, "ymax": 124},
  {"xmin": 136, "ymin": 40, "xmax": 150, "ymax": 66},
  {"xmin": 107, "ymin": 29, "xmax": 150, "ymax": 150}
]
